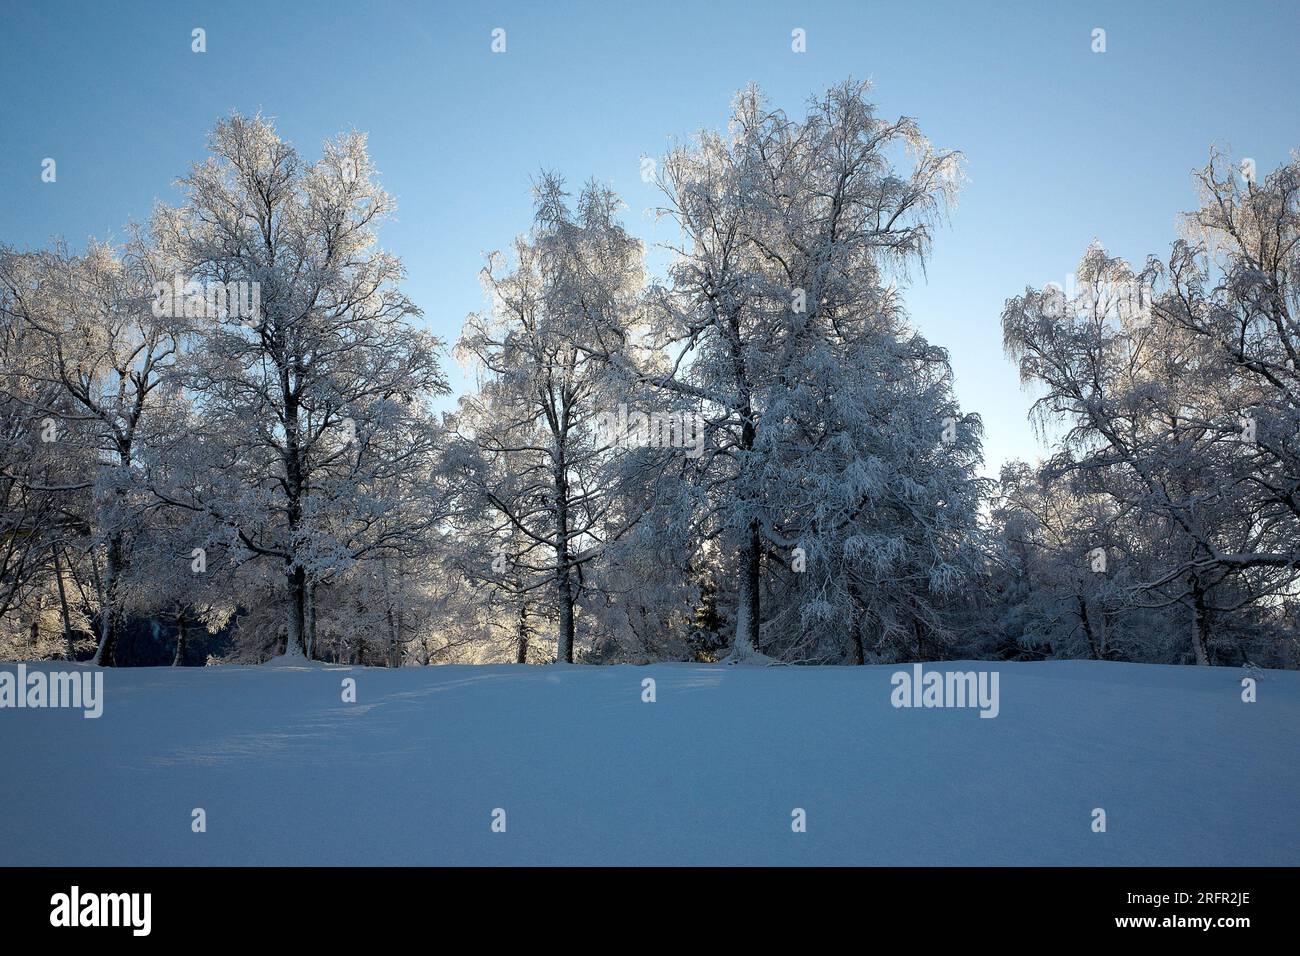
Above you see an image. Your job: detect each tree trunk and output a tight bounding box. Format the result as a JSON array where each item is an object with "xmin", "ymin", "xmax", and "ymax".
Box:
[
  {"xmin": 851, "ymin": 614, "xmax": 865, "ymax": 665},
  {"xmin": 728, "ymin": 324, "xmax": 762, "ymax": 661},
  {"xmin": 92, "ymin": 532, "xmax": 123, "ymax": 666},
  {"xmin": 732, "ymin": 521, "xmax": 762, "ymax": 658},
  {"xmin": 556, "ymin": 577, "xmax": 575, "ymax": 663},
  {"xmin": 1190, "ymin": 579, "xmax": 1210, "ymax": 666},
  {"xmin": 386, "ymin": 601, "xmax": 398, "ymax": 668},
  {"xmin": 52, "ymin": 544, "xmax": 75, "ymax": 661},
  {"xmin": 395, "ymin": 556, "xmax": 406, "ymax": 665},
  {"xmin": 172, "ymin": 609, "xmax": 187, "ymax": 666},
  {"xmin": 284, "ymin": 564, "xmax": 307, "ymax": 658},
  {"xmin": 281, "ymin": 375, "xmax": 307, "ymax": 660},
  {"xmin": 552, "ymin": 457, "xmax": 576, "ymax": 664},
  {"xmin": 515, "ymin": 604, "xmax": 529, "ymax": 664},
  {"xmin": 92, "ymin": 454, "xmax": 133, "ymax": 666},
  {"xmin": 1078, "ymin": 597, "xmax": 1101, "ymax": 660},
  {"xmin": 304, "ymin": 581, "xmax": 317, "ymax": 660}
]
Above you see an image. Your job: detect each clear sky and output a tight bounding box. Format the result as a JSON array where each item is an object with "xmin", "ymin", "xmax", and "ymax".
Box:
[{"xmin": 2, "ymin": 0, "xmax": 1297, "ymax": 476}]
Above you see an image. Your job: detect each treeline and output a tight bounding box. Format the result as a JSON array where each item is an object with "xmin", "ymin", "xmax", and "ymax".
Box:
[{"xmin": 1, "ymin": 82, "xmax": 1296, "ymax": 668}]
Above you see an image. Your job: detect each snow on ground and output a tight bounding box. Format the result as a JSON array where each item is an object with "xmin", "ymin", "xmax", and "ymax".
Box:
[{"xmin": 0, "ymin": 660, "xmax": 1295, "ymax": 865}]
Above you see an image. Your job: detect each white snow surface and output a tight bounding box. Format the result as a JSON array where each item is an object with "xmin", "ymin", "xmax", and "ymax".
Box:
[{"xmin": 0, "ymin": 660, "xmax": 1295, "ymax": 865}]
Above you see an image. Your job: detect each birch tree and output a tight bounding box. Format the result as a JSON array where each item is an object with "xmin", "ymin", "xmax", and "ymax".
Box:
[
  {"xmin": 1002, "ymin": 150, "xmax": 1300, "ymax": 665},
  {"xmin": 643, "ymin": 80, "xmax": 972, "ymax": 659},
  {"xmin": 157, "ymin": 113, "xmax": 448, "ymax": 657},
  {"xmin": 0, "ymin": 235, "xmax": 184, "ymax": 664},
  {"xmin": 452, "ymin": 175, "xmax": 646, "ymax": 662}
]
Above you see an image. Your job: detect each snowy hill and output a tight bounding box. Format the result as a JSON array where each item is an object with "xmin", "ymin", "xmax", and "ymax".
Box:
[{"xmin": 1, "ymin": 660, "xmax": 1295, "ymax": 866}]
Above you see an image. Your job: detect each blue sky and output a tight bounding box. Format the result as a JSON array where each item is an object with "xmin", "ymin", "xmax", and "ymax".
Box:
[{"xmin": 2, "ymin": 0, "xmax": 1296, "ymax": 476}]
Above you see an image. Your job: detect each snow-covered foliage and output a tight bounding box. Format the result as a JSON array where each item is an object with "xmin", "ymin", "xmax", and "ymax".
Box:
[
  {"xmin": 153, "ymin": 114, "xmax": 449, "ymax": 661},
  {"xmin": 446, "ymin": 174, "xmax": 650, "ymax": 663},
  {"xmin": 999, "ymin": 150, "xmax": 1300, "ymax": 667},
  {"xmin": 628, "ymin": 80, "xmax": 985, "ymax": 663},
  {"xmin": 0, "ymin": 92, "xmax": 1295, "ymax": 669}
]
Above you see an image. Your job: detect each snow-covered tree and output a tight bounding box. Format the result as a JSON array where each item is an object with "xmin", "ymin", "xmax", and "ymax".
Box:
[
  {"xmin": 639, "ymin": 80, "xmax": 979, "ymax": 660},
  {"xmin": 1002, "ymin": 151, "xmax": 1300, "ymax": 665},
  {"xmin": 155, "ymin": 113, "xmax": 448, "ymax": 658},
  {"xmin": 0, "ymin": 233, "xmax": 186, "ymax": 664},
  {"xmin": 451, "ymin": 174, "xmax": 647, "ymax": 662}
]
